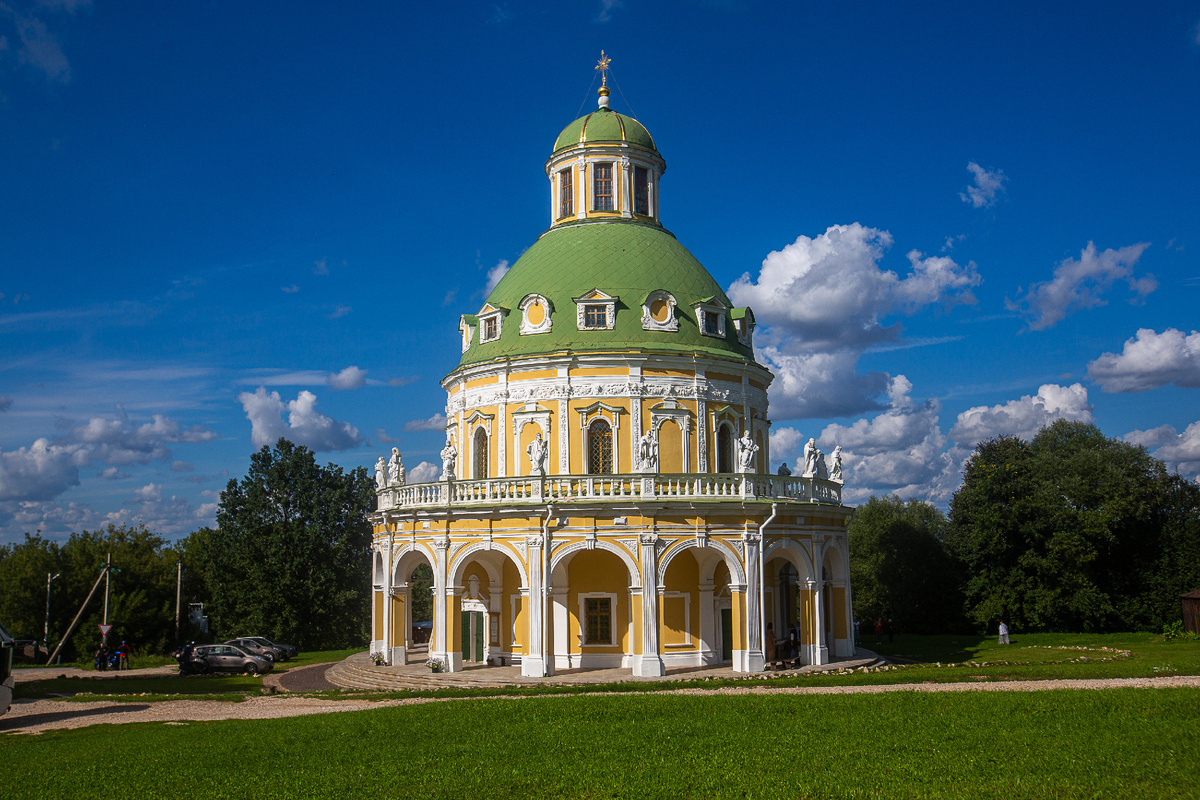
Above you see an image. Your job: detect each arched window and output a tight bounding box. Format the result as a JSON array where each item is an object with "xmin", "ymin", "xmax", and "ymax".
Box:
[
  {"xmin": 588, "ymin": 420, "xmax": 613, "ymax": 474},
  {"xmin": 473, "ymin": 428, "xmax": 488, "ymax": 479},
  {"xmin": 717, "ymin": 424, "xmax": 734, "ymax": 473}
]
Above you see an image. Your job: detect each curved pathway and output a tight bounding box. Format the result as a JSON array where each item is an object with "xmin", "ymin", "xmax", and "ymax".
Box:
[{"xmin": 5, "ymin": 674, "xmax": 1199, "ymax": 736}]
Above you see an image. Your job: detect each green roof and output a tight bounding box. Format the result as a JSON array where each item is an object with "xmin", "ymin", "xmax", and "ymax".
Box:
[
  {"xmin": 455, "ymin": 221, "xmax": 755, "ymax": 368},
  {"xmin": 553, "ymin": 108, "xmax": 657, "ymax": 153}
]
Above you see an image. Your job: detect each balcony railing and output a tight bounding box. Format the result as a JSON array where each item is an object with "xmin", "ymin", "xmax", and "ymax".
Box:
[{"xmin": 376, "ymin": 472, "xmax": 842, "ymax": 512}]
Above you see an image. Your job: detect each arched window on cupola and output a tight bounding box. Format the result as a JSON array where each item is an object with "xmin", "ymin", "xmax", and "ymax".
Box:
[
  {"xmin": 588, "ymin": 419, "xmax": 614, "ymax": 474},
  {"xmin": 473, "ymin": 428, "xmax": 488, "ymax": 479},
  {"xmin": 717, "ymin": 424, "xmax": 735, "ymax": 473}
]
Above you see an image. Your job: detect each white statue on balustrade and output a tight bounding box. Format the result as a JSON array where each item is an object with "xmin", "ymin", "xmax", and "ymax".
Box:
[
  {"xmin": 374, "ymin": 457, "xmax": 387, "ymax": 490},
  {"xmin": 736, "ymin": 430, "xmax": 759, "ymax": 473},
  {"xmin": 803, "ymin": 438, "xmax": 827, "ymax": 478},
  {"xmin": 830, "ymin": 445, "xmax": 843, "ymax": 483},
  {"xmin": 440, "ymin": 435, "xmax": 458, "ymax": 480},
  {"xmin": 388, "ymin": 447, "xmax": 405, "ymax": 486},
  {"xmin": 637, "ymin": 430, "xmax": 658, "ymax": 473},
  {"xmin": 526, "ymin": 432, "xmax": 547, "ymax": 476}
]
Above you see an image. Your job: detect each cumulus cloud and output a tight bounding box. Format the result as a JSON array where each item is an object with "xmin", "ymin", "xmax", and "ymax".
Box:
[
  {"xmin": 408, "ymin": 461, "xmax": 441, "ymax": 483},
  {"xmin": 238, "ymin": 387, "xmax": 364, "ymax": 451},
  {"xmin": 0, "ymin": 438, "xmax": 81, "ymax": 501},
  {"xmin": 1087, "ymin": 328, "xmax": 1200, "ymax": 393},
  {"xmin": 170, "ymin": 460, "xmax": 193, "ymax": 473},
  {"xmin": 769, "ymin": 426, "xmax": 806, "ymax": 468},
  {"xmin": 328, "ymin": 365, "xmax": 368, "ymax": 391},
  {"xmin": 72, "ymin": 413, "xmax": 217, "ymax": 466},
  {"xmin": 1005, "ymin": 242, "xmax": 1155, "ymax": 330},
  {"xmin": 728, "ymin": 224, "xmax": 980, "ymax": 417},
  {"xmin": 404, "ymin": 413, "xmax": 448, "ymax": 432},
  {"xmin": 949, "ymin": 383, "xmax": 1093, "ymax": 446},
  {"xmin": 376, "ymin": 428, "xmax": 402, "ymax": 444},
  {"xmin": 484, "ymin": 259, "xmax": 510, "ymax": 295},
  {"xmin": 1124, "ymin": 422, "xmax": 1200, "ymax": 482},
  {"xmin": 959, "ymin": 162, "xmax": 1006, "ymax": 208}
]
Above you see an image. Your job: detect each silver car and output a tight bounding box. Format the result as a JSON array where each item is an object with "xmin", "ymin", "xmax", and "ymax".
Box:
[{"xmin": 192, "ymin": 644, "xmax": 273, "ymax": 675}]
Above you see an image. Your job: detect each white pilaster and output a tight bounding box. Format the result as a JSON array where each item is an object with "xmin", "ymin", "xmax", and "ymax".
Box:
[
  {"xmin": 432, "ymin": 536, "xmax": 450, "ymax": 670},
  {"xmin": 523, "ymin": 535, "xmax": 550, "ymax": 676},
  {"xmin": 635, "ymin": 533, "xmax": 665, "ymax": 677},
  {"xmin": 744, "ymin": 532, "xmax": 764, "ymax": 672}
]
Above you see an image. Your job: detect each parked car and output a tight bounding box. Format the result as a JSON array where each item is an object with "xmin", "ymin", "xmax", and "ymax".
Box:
[
  {"xmin": 242, "ymin": 635, "xmax": 298, "ymax": 660},
  {"xmin": 223, "ymin": 638, "xmax": 278, "ymax": 663},
  {"xmin": 180, "ymin": 644, "xmax": 273, "ymax": 675}
]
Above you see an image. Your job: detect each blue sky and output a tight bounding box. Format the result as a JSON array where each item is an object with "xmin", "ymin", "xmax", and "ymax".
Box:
[{"xmin": 2, "ymin": 1, "xmax": 1199, "ymax": 542}]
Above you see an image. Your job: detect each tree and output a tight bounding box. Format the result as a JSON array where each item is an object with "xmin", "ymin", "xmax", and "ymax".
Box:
[
  {"xmin": 947, "ymin": 420, "xmax": 1200, "ymax": 632},
  {"xmin": 204, "ymin": 439, "xmax": 374, "ymax": 649},
  {"xmin": 849, "ymin": 496, "xmax": 965, "ymax": 633}
]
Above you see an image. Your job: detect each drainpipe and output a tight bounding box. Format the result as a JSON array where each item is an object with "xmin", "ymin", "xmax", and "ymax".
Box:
[
  {"xmin": 757, "ymin": 502, "xmax": 778, "ymax": 670},
  {"xmin": 542, "ymin": 503, "xmax": 555, "ymax": 677}
]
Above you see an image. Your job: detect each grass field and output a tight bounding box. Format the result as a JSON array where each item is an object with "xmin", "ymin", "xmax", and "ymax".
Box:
[{"xmin": 6, "ymin": 687, "xmax": 1199, "ymax": 799}]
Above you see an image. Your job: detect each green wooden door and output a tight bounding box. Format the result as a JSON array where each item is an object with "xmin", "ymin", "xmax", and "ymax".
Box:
[
  {"xmin": 721, "ymin": 608, "xmax": 733, "ymax": 661},
  {"xmin": 461, "ymin": 612, "xmax": 470, "ymax": 660},
  {"xmin": 474, "ymin": 613, "xmax": 485, "ymax": 661}
]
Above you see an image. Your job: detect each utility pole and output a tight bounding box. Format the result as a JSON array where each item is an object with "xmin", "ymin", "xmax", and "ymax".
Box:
[
  {"xmin": 44, "ymin": 571, "xmax": 61, "ymax": 653},
  {"xmin": 175, "ymin": 561, "xmax": 182, "ymax": 642},
  {"xmin": 48, "ymin": 560, "xmax": 111, "ymax": 665},
  {"xmin": 102, "ymin": 552, "xmax": 112, "ymax": 647}
]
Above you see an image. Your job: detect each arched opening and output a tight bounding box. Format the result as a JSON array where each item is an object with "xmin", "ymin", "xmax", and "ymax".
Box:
[
  {"xmin": 387, "ymin": 549, "xmax": 436, "ymax": 666},
  {"xmin": 447, "ymin": 547, "xmax": 529, "ymax": 672},
  {"xmin": 588, "ymin": 419, "xmax": 613, "ymax": 474},
  {"xmin": 658, "ymin": 419, "xmax": 683, "ymax": 473},
  {"xmin": 473, "ymin": 427, "xmax": 488, "ymax": 479},
  {"xmin": 717, "ymin": 424, "xmax": 734, "ymax": 473}
]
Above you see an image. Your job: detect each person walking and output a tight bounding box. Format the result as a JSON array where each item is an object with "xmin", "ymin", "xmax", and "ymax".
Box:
[
  {"xmin": 998, "ymin": 621, "xmax": 1010, "ymax": 645},
  {"xmin": 874, "ymin": 619, "xmax": 883, "ymax": 645}
]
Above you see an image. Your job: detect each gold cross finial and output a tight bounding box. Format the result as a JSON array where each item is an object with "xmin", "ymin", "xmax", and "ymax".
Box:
[{"xmin": 596, "ymin": 50, "xmax": 611, "ymax": 86}]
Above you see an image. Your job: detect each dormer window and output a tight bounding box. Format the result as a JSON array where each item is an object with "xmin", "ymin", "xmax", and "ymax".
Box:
[
  {"xmin": 519, "ymin": 293, "xmax": 553, "ymax": 335},
  {"xmin": 574, "ymin": 289, "xmax": 617, "ymax": 331},
  {"xmin": 558, "ymin": 169, "xmax": 573, "ymax": 219},
  {"xmin": 476, "ymin": 304, "xmax": 506, "ymax": 344},
  {"xmin": 693, "ymin": 297, "xmax": 728, "ymax": 340},
  {"xmin": 634, "ymin": 166, "xmax": 649, "ymax": 216},
  {"xmin": 459, "ymin": 315, "xmax": 477, "ymax": 353},
  {"xmin": 642, "ymin": 289, "xmax": 678, "ymax": 332},
  {"xmin": 731, "ymin": 307, "xmax": 755, "ymax": 347},
  {"xmin": 593, "ymin": 163, "xmax": 614, "ymax": 211}
]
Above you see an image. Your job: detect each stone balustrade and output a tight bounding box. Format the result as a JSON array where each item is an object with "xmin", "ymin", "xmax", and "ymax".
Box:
[{"xmin": 377, "ymin": 472, "xmax": 842, "ymax": 511}]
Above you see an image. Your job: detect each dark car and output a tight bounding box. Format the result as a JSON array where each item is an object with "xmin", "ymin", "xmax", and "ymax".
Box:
[
  {"xmin": 242, "ymin": 635, "xmax": 298, "ymax": 660},
  {"xmin": 224, "ymin": 638, "xmax": 279, "ymax": 663},
  {"xmin": 184, "ymin": 644, "xmax": 273, "ymax": 675}
]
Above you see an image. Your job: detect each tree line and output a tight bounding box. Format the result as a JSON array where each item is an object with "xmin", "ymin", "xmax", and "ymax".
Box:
[
  {"xmin": 850, "ymin": 420, "xmax": 1200, "ymax": 635},
  {"xmin": 0, "ymin": 439, "xmax": 375, "ymax": 660}
]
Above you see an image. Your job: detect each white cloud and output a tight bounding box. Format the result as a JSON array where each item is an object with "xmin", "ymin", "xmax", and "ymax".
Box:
[
  {"xmin": 313, "ymin": 258, "xmax": 329, "ymax": 275},
  {"xmin": 769, "ymin": 426, "xmax": 805, "ymax": 468},
  {"xmin": 1005, "ymin": 242, "xmax": 1155, "ymax": 330},
  {"xmin": 594, "ymin": 0, "xmax": 622, "ymax": 22},
  {"xmin": 170, "ymin": 460, "xmax": 193, "ymax": 473},
  {"xmin": 959, "ymin": 162, "xmax": 1006, "ymax": 208},
  {"xmin": 728, "ymin": 223, "xmax": 980, "ymax": 418},
  {"xmin": 949, "ymin": 383, "xmax": 1093, "ymax": 446},
  {"xmin": 281, "ymin": 284, "xmax": 300, "ymax": 293},
  {"xmin": 1087, "ymin": 328, "xmax": 1200, "ymax": 393},
  {"xmin": 376, "ymin": 428, "xmax": 402, "ymax": 444},
  {"xmin": 98, "ymin": 466, "xmax": 127, "ymax": 480},
  {"xmin": 238, "ymin": 387, "xmax": 363, "ymax": 451},
  {"xmin": 72, "ymin": 413, "xmax": 217, "ymax": 466},
  {"xmin": 1125, "ymin": 422, "xmax": 1200, "ymax": 482},
  {"xmin": 0, "ymin": 2, "xmax": 74, "ymax": 83},
  {"xmin": 327, "ymin": 305, "xmax": 352, "ymax": 319},
  {"xmin": 0, "ymin": 438, "xmax": 80, "ymax": 501},
  {"xmin": 328, "ymin": 365, "xmax": 368, "ymax": 391},
  {"xmin": 484, "ymin": 259, "xmax": 510, "ymax": 295},
  {"xmin": 404, "ymin": 413, "xmax": 447, "ymax": 432},
  {"xmin": 408, "ymin": 461, "xmax": 441, "ymax": 483},
  {"xmin": 1122, "ymin": 424, "xmax": 1178, "ymax": 449}
]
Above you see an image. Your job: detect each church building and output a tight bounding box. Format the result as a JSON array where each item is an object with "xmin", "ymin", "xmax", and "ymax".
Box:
[{"xmin": 369, "ymin": 61, "xmax": 854, "ymax": 677}]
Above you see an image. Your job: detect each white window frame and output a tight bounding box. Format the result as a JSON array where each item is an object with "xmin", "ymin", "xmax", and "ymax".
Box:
[
  {"xmin": 578, "ymin": 592, "xmax": 619, "ymax": 647},
  {"xmin": 693, "ymin": 300, "xmax": 728, "ymax": 340},
  {"xmin": 518, "ymin": 293, "xmax": 554, "ymax": 336},
  {"xmin": 573, "ymin": 290, "xmax": 617, "ymax": 331},
  {"xmin": 642, "ymin": 289, "xmax": 679, "ymax": 332}
]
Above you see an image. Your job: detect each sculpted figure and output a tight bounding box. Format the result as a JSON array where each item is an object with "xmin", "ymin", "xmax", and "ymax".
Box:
[
  {"xmin": 374, "ymin": 456, "xmax": 387, "ymax": 490},
  {"xmin": 830, "ymin": 446, "xmax": 843, "ymax": 483},
  {"xmin": 802, "ymin": 438, "xmax": 818, "ymax": 477},
  {"xmin": 526, "ymin": 432, "xmax": 547, "ymax": 476},
  {"xmin": 440, "ymin": 435, "xmax": 458, "ymax": 480},
  {"xmin": 638, "ymin": 430, "xmax": 658, "ymax": 472},
  {"xmin": 737, "ymin": 430, "xmax": 759, "ymax": 473},
  {"xmin": 388, "ymin": 447, "xmax": 405, "ymax": 486},
  {"xmin": 777, "ymin": 461, "xmax": 792, "ymax": 477}
]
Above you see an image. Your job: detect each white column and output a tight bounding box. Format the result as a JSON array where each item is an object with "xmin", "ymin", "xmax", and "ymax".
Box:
[
  {"xmin": 432, "ymin": 536, "xmax": 450, "ymax": 670},
  {"xmin": 744, "ymin": 532, "xmax": 764, "ymax": 672},
  {"xmin": 523, "ymin": 534, "xmax": 550, "ymax": 676},
  {"xmin": 635, "ymin": 533, "xmax": 665, "ymax": 676},
  {"xmin": 382, "ymin": 539, "xmax": 392, "ymax": 664},
  {"xmin": 698, "ymin": 579, "xmax": 715, "ymax": 665},
  {"xmin": 620, "ymin": 156, "xmax": 632, "ymax": 218},
  {"xmin": 810, "ymin": 578, "xmax": 826, "ymax": 665}
]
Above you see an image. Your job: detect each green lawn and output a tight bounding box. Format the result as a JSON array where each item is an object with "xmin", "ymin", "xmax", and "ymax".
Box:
[{"xmin": 7, "ymin": 688, "xmax": 1199, "ymax": 798}]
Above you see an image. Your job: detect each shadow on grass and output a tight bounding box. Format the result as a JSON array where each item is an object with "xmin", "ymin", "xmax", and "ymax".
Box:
[{"xmin": 0, "ymin": 702, "xmax": 151, "ymax": 733}]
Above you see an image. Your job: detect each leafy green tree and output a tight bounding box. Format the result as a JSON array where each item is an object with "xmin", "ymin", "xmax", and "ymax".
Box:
[
  {"xmin": 0, "ymin": 534, "xmax": 63, "ymax": 646},
  {"xmin": 947, "ymin": 420, "xmax": 1200, "ymax": 632},
  {"xmin": 849, "ymin": 495, "xmax": 965, "ymax": 633},
  {"xmin": 204, "ymin": 439, "xmax": 374, "ymax": 649}
]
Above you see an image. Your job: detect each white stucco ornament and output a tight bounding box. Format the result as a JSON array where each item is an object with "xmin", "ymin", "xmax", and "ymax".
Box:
[
  {"xmin": 736, "ymin": 430, "xmax": 759, "ymax": 473},
  {"xmin": 637, "ymin": 430, "xmax": 658, "ymax": 473},
  {"xmin": 527, "ymin": 432, "xmax": 547, "ymax": 476}
]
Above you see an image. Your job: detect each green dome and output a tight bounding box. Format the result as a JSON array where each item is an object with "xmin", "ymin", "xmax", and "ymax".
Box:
[
  {"xmin": 458, "ymin": 221, "xmax": 753, "ymax": 367},
  {"xmin": 553, "ymin": 108, "xmax": 657, "ymax": 153}
]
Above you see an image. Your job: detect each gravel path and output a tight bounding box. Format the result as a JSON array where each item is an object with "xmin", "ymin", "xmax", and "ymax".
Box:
[{"xmin": 5, "ymin": 675, "xmax": 1199, "ymax": 736}]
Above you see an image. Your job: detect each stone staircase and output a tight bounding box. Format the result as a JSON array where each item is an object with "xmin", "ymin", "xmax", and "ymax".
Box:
[{"xmin": 325, "ymin": 650, "xmax": 891, "ymax": 692}]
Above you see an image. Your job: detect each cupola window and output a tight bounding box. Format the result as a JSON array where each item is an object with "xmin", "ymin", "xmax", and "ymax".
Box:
[
  {"xmin": 558, "ymin": 169, "xmax": 573, "ymax": 219},
  {"xmin": 641, "ymin": 289, "xmax": 678, "ymax": 332},
  {"xmin": 593, "ymin": 163, "xmax": 614, "ymax": 211},
  {"xmin": 573, "ymin": 289, "xmax": 617, "ymax": 331},
  {"xmin": 693, "ymin": 297, "xmax": 729, "ymax": 340},
  {"xmin": 484, "ymin": 316, "xmax": 498, "ymax": 340},
  {"xmin": 475, "ymin": 303, "xmax": 507, "ymax": 344},
  {"xmin": 518, "ymin": 293, "xmax": 554, "ymax": 335},
  {"xmin": 634, "ymin": 166, "xmax": 649, "ymax": 216},
  {"xmin": 584, "ymin": 305, "xmax": 606, "ymax": 327}
]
